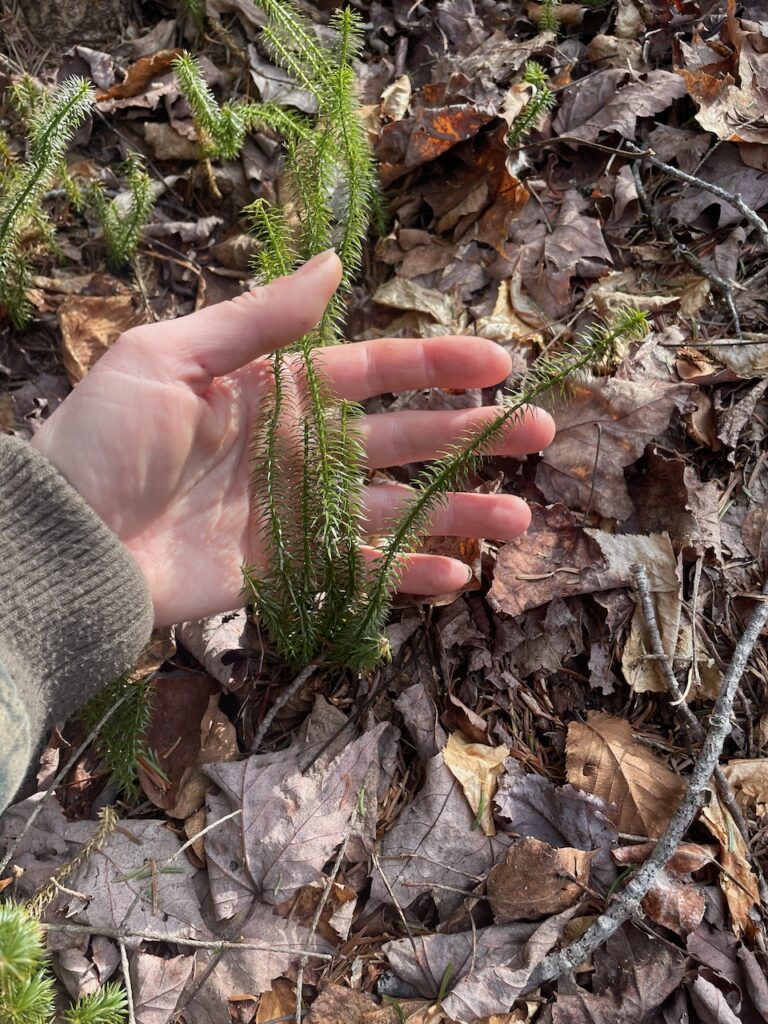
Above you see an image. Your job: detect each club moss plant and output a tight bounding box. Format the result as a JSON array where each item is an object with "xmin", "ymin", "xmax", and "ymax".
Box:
[{"xmin": 175, "ymin": 0, "xmax": 649, "ymax": 673}]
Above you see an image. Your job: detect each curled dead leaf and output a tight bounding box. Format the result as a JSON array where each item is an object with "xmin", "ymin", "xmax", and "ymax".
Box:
[{"xmin": 443, "ymin": 732, "xmax": 509, "ymax": 836}]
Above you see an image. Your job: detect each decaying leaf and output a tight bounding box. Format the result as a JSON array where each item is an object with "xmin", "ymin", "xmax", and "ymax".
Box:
[
  {"xmin": 566, "ymin": 712, "xmax": 686, "ymax": 838},
  {"xmin": 371, "ymin": 747, "xmax": 510, "ymax": 918},
  {"xmin": 553, "ymin": 68, "xmax": 686, "ymax": 142},
  {"xmin": 701, "ymin": 790, "xmax": 761, "ymax": 937},
  {"xmin": 384, "ymin": 912, "xmax": 573, "ymax": 1023},
  {"xmin": 58, "ymin": 294, "xmax": 144, "ymax": 384},
  {"xmin": 442, "ymin": 732, "xmax": 509, "ymax": 836},
  {"xmin": 130, "ymin": 952, "xmax": 194, "ymax": 1024},
  {"xmin": 204, "ymin": 721, "xmax": 391, "ymax": 916},
  {"xmin": 536, "ymin": 375, "xmax": 690, "ymax": 519},
  {"xmin": 488, "ymin": 837, "xmax": 590, "ymax": 921},
  {"xmin": 613, "ymin": 842, "xmax": 714, "ymax": 935},
  {"xmin": 721, "ymin": 759, "xmax": 768, "ymax": 815},
  {"xmin": 494, "ymin": 765, "xmax": 617, "ymax": 892}
]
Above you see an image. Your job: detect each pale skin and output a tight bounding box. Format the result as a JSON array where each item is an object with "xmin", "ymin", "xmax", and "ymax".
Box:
[{"xmin": 32, "ymin": 250, "xmax": 555, "ymax": 626}]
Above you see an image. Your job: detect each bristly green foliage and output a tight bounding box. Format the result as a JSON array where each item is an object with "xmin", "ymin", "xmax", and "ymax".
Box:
[
  {"xmin": 173, "ymin": 52, "xmax": 311, "ymax": 162},
  {"xmin": 333, "ymin": 308, "xmax": 650, "ymax": 669},
  {"xmin": 237, "ymin": 6, "xmax": 648, "ymax": 672},
  {"xmin": 89, "ymin": 154, "xmax": 154, "ymax": 268},
  {"xmin": 0, "ymin": 902, "xmax": 127, "ymax": 1023},
  {"xmin": 0, "ymin": 76, "xmax": 93, "ymax": 327},
  {"xmin": 538, "ymin": 0, "xmax": 561, "ymax": 32},
  {"xmin": 78, "ymin": 674, "xmax": 154, "ymax": 800},
  {"xmin": 180, "ymin": 0, "xmax": 206, "ymax": 33},
  {"xmin": 238, "ymin": 1, "xmax": 375, "ymax": 666},
  {"xmin": 506, "ymin": 62, "xmax": 556, "ymax": 149}
]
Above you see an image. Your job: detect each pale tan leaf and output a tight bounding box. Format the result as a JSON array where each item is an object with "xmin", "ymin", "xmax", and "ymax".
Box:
[
  {"xmin": 443, "ymin": 732, "xmax": 509, "ymax": 836},
  {"xmin": 566, "ymin": 712, "xmax": 686, "ymax": 838},
  {"xmin": 721, "ymin": 759, "xmax": 768, "ymax": 816},
  {"xmin": 700, "ymin": 790, "xmax": 761, "ymax": 938},
  {"xmin": 58, "ymin": 294, "xmax": 143, "ymax": 384}
]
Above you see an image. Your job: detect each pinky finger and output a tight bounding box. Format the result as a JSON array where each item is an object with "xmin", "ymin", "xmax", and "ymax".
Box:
[{"xmin": 360, "ymin": 546, "xmax": 472, "ymax": 595}]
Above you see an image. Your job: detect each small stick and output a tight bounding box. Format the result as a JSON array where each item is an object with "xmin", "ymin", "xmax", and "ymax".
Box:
[
  {"xmin": 40, "ymin": 921, "xmax": 334, "ymax": 959},
  {"xmin": 624, "ymin": 141, "xmax": 768, "ymax": 251},
  {"xmin": 119, "ymin": 940, "xmax": 137, "ymax": 1024},
  {"xmin": 630, "ymin": 564, "xmax": 755, "ymax": 858},
  {"xmin": 0, "ymin": 689, "xmax": 135, "ymax": 876},
  {"xmin": 631, "ymin": 162, "xmax": 743, "ymax": 338},
  {"xmin": 251, "ymin": 657, "xmax": 324, "ymax": 752},
  {"xmin": 581, "ymin": 423, "xmax": 602, "ymax": 527},
  {"xmin": 523, "ymin": 577, "xmax": 768, "ymax": 992}
]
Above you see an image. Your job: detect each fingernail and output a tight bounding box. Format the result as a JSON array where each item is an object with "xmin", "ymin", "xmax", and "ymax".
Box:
[
  {"xmin": 464, "ymin": 564, "xmax": 474, "ymax": 584},
  {"xmin": 295, "ymin": 248, "xmax": 337, "ymax": 274}
]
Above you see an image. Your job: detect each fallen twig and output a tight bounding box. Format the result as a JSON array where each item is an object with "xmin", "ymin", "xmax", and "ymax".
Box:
[
  {"xmin": 523, "ymin": 577, "xmax": 768, "ymax": 992},
  {"xmin": 631, "ymin": 161, "xmax": 743, "ymax": 338},
  {"xmin": 40, "ymin": 921, "xmax": 334, "ymax": 959},
  {"xmin": 119, "ymin": 940, "xmax": 137, "ymax": 1024},
  {"xmin": 251, "ymin": 657, "xmax": 325, "ymax": 752},
  {"xmin": 630, "ymin": 563, "xmax": 767, "ymax": 905},
  {"xmin": 624, "ymin": 140, "xmax": 768, "ymax": 250}
]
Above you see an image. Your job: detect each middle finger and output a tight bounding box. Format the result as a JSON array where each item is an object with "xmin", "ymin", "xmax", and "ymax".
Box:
[{"xmin": 359, "ymin": 405, "xmax": 556, "ymax": 469}]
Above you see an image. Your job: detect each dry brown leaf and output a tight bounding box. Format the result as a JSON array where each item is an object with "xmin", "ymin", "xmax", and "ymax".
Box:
[
  {"xmin": 137, "ymin": 672, "xmax": 238, "ymax": 819},
  {"xmin": 58, "ymin": 294, "xmax": 143, "ymax": 384},
  {"xmin": 536, "ymin": 376, "xmax": 690, "ymax": 519},
  {"xmin": 700, "ymin": 790, "xmax": 761, "ymax": 938},
  {"xmin": 567, "ymin": 712, "xmax": 686, "ymax": 838},
  {"xmin": 130, "ymin": 952, "xmax": 194, "ymax": 1024},
  {"xmin": 613, "ymin": 842, "xmax": 712, "ymax": 934},
  {"xmin": 307, "ymin": 983, "xmax": 428, "ymax": 1022},
  {"xmin": 375, "ymin": 103, "xmax": 494, "ymax": 184},
  {"xmin": 553, "ymin": 68, "xmax": 686, "ymax": 142},
  {"xmin": 721, "ymin": 759, "xmax": 768, "ymax": 816},
  {"xmin": 381, "ymin": 74, "xmax": 412, "ymax": 120},
  {"xmin": 256, "ymin": 979, "xmax": 296, "ymax": 1022},
  {"xmin": 494, "ymin": 766, "xmax": 618, "ymax": 892},
  {"xmin": 487, "ymin": 837, "xmax": 590, "ymax": 921},
  {"xmin": 443, "ymin": 732, "xmax": 509, "ymax": 836},
  {"xmin": 96, "ymin": 49, "xmax": 181, "ymax": 100}
]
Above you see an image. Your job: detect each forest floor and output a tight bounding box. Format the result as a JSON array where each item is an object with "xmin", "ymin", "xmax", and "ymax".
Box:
[{"xmin": 2, "ymin": 0, "xmax": 768, "ymax": 1021}]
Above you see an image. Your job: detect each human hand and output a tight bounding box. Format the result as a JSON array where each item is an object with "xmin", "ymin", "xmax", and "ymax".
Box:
[{"xmin": 32, "ymin": 251, "xmax": 555, "ymax": 626}]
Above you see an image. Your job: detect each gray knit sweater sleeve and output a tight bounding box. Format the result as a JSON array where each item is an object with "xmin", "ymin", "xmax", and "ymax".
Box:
[{"xmin": 0, "ymin": 435, "xmax": 154, "ymax": 813}]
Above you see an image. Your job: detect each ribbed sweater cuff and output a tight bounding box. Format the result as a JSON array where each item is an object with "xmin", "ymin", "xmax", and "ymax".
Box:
[{"xmin": 0, "ymin": 435, "xmax": 153, "ymax": 799}]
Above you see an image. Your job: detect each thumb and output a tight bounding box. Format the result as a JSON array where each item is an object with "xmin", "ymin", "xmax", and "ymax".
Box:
[{"xmin": 129, "ymin": 249, "xmax": 343, "ymax": 384}]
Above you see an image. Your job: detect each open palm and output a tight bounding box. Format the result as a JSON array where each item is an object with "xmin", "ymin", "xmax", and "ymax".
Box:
[{"xmin": 32, "ymin": 252, "xmax": 555, "ymax": 626}]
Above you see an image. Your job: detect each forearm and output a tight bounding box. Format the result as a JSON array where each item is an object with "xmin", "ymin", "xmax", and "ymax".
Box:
[{"xmin": 0, "ymin": 435, "xmax": 154, "ymax": 814}]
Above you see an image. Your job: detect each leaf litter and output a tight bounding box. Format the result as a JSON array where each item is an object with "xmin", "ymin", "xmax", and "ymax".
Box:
[{"xmin": 2, "ymin": 0, "xmax": 768, "ymax": 1020}]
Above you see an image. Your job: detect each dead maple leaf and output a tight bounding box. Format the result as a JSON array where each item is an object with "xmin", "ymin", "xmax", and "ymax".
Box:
[
  {"xmin": 204, "ymin": 721, "xmax": 391, "ymax": 916},
  {"xmin": 535, "ymin": 375, "xmax": 690, "ymax": 519},
  {"xmin": 130, "ymin": 952, "xmax": 194, "ymax": 1024},
  {"xmin": 566, "ymin": 712, "xmax": 686, "ymax": 838},
  {"xmin": 487, "ymin": 837, "xmax": 591, "ymax": 921},
  {"xmin": 58, "ymin": 294, "xmax": 143, "ymax": 384},
  {"xmin": 442, "ymin": 732, "xmax": 509, "ymax": 836}
]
